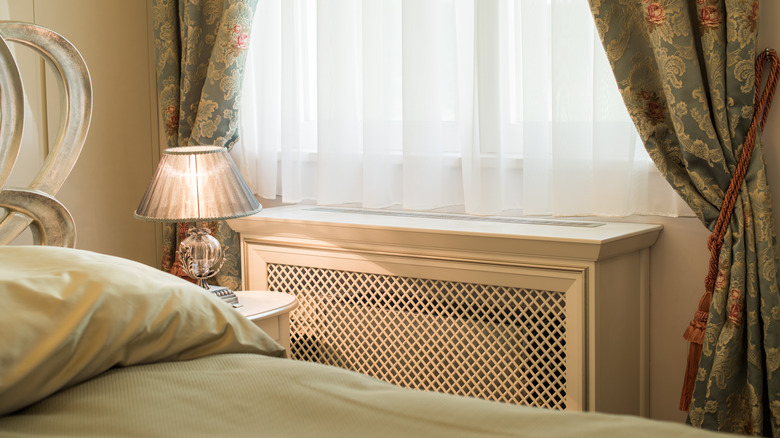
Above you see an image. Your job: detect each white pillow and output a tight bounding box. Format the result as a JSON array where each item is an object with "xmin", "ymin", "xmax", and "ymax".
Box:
[{"xmin": 0, "ymin": 246, "xmax": 284, "ymax": 415}]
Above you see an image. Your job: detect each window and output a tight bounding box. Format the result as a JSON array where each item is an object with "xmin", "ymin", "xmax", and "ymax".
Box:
[{"xmin": 234, "ymin": 0, "xmax": 690, "ymax": 217}]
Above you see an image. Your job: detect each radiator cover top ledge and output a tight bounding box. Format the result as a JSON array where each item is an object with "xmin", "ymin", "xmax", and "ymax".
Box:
[
  {"xmin": 229, "ymin": 205, "xmax": 662, "ymax": 416},
  {"xmin": 228, "ymin": 205, "xmax": 663, "ymax": 263}
]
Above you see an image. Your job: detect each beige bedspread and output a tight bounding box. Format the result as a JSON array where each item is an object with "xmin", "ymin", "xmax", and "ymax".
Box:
[{"xmin": 0, "ymin": 353, "xmax": 731, "ymax": 438}]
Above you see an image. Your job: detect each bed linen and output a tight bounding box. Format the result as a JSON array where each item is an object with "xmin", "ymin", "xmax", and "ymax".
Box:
[
  {"xmin": 0, "ymin": 246, "xmax": 731, "ymax": 437},
  {"xmin": 0, "ymin": 353, "xmax": 731, "ymax": 438}
]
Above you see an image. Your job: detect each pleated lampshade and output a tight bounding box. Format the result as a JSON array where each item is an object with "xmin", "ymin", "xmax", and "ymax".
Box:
[{"xmin": 134, "ymin": 145, "xmax": 261, "ymax": 222}]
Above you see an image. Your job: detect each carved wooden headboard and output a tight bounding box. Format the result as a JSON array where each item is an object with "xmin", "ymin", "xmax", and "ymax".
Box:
[{"xmin": 0, "ymin": 22, "xmax": 91, "ymax": 247}]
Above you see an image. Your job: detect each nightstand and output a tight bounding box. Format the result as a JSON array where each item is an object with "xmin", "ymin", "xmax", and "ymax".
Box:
[{"xmin": 234, "ymin": 290, "xmax": 298, "ymax": 352}]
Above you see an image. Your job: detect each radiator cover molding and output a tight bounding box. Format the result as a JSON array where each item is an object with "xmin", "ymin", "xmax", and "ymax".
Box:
[{"xmin": 247, "ymin": 243, "xmax": 586, "ymax": 411}]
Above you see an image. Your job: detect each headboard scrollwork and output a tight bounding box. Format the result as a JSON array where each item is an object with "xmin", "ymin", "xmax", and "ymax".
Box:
[{"xmin": 0, "ymin": 22, "xmax": 92, "ymax": 247}]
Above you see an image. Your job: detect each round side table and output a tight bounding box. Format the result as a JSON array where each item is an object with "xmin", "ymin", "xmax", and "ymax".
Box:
[{"xmin": 234, "ymin": 290, "xmax": 298, "ymax": 353}]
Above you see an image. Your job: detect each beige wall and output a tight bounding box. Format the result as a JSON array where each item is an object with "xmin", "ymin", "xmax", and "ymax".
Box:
[
  {"xmin": 6, "ymin": 0, "xmax": 780, "ymax": 425},
  {"xmin": 608, "ymin": 215, "xmax": 708, "ymax": 422},
  {"xmin": 6, "ymin": 0, "xmax": 160, "ymax": 265}
]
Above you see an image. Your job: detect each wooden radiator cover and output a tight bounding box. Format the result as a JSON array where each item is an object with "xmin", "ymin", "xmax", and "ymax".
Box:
[{"xmin": 229, "ymin": 205, "xmax": 662, "ymax": 415}]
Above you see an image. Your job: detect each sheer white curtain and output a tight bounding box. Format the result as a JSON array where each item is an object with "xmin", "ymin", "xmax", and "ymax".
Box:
[{"xmin": 234, "ymin": 0, "xmax": 691, "ymax": 217}]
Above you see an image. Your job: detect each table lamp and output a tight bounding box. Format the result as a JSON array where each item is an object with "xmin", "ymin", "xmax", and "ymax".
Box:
[{"xmin": 134, "ymin": 145, "xmax": 262, "ymax": 305}]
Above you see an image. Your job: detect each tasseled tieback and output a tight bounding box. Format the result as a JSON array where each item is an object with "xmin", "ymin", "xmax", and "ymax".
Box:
[{"xmin": 679, "ymin": 48, "xmax": 780, "ymax": 412}]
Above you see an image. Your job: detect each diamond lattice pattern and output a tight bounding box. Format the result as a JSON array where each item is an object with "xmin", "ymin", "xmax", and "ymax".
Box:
[{"xmin": 267, "ymin": 263, "xmax": 568, "ymax": 409}]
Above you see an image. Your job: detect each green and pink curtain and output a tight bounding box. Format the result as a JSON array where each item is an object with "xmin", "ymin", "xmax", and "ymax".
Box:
[
  {"xmin": 590, "ymin": 0, "xmax": 780, "ymax": 435},
  {"xmin": 152, "ymin": 0, "xmax": 258, "ymax": 291}
]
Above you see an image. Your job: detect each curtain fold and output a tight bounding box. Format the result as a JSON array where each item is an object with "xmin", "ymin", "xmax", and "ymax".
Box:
[
  {"xmin": 589, "ymin": 1, "xmax": 780, "ymax": 434},
  {"xmin": 234, "ymin": 0, "xmax": 691, "ymax": 217},
  {"xmin": 153, "ymin": 0, "xmax": 258, "ymax": 290}
]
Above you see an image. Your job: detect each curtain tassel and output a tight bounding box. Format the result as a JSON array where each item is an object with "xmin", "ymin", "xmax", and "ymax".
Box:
[{"xmin": 679, "ymin": 292, "xmax": 711, "ymax": 411}]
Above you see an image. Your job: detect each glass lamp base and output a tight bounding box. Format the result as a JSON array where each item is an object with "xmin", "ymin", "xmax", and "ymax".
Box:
[{"xmin": 177, "ymin": 225, "xmax": 241, "ymax": 307}]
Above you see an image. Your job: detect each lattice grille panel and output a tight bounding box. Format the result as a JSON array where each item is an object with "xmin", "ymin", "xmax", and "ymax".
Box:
[{"xmin": 267, "ymin": 263, "xmax": 567, "ymax": 409}]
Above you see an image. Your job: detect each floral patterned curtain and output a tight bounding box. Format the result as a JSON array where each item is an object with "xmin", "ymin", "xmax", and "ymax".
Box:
[
  {"xmin": 590, "ymin": 0, "xmax": 780, "ymax": 435},
  {"xmin": 152, "ymin": 0, "xmax": 257, "ymax": 291}
]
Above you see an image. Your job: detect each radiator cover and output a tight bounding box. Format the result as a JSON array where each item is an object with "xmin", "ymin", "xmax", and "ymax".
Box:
[{"xmin": 229, "ymin": 205, "xmax": 662, "ymax": 415}]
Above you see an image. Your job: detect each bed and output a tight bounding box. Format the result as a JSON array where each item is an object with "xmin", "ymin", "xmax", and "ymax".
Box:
[
  {"xmin": 0, "ymin": 22, "xmax": 730, "ymax": 438},
  {"xmin": 0, "ymin": 247, "xmax": 734, "ymax": 438}
]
